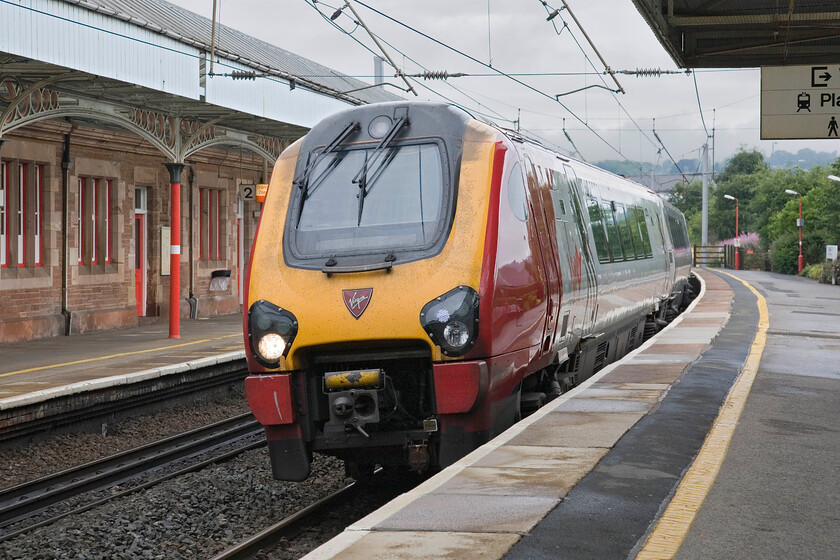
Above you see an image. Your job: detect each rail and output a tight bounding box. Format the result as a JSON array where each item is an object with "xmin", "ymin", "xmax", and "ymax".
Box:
[
  {"xmin": 0, "ymin": 413, "xmax": 263, "ymax": 542},
  {"xmin": 209, "ymin": 481, "xmax": 362, "ymax": 560}
]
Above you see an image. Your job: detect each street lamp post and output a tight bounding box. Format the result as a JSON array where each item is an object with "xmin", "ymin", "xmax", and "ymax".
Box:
[
  {"xmin": 785, "ymin": 189, "xmax": 803, "ymax": 274},
  {"xmin": 723, "ymin": 194, "xmax": 739, "ymax": 270}
]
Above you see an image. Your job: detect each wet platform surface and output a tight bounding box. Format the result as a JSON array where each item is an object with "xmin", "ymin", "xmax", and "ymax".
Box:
[
  {"xmin": 0, "ymin": 314, "xmax": 243, "ymax": 408},
  {"xmin": 302, "ymin": 269, "xmax": 840, "ymax": 560},
  {"xmin": 3, "ymin": 269, "xmax": 838, "ymax": 559}
]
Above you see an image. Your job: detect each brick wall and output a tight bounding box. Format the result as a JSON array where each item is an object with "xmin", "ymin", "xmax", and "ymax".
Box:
[{"xmin": 0, "ymin": 120, "xmax": 272, "ymax": 343}]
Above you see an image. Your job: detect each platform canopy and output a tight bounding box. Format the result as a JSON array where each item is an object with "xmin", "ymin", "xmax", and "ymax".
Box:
[
  {"xmin": 631, "ymin": 0, "xmax": 840, "ymax": 68},
  {"xmin": 0, "ymin": 0, "xmax": 401, "ymax": 161}
]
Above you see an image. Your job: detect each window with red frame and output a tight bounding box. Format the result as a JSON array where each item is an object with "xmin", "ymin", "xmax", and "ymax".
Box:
[
  {"xmin": 78, "ymin": 176, "xmax": 113, "ymax": 266},
  {"xmin": 17, "ymin": 164, "xmax": 25, "ymax": 266},
  {"xmin": 199, "ymin": 187, "xmax": 222, "ymax": 261},
  {"xmin": 0, "ymin": 161, "xmax": 44, "ymax": 269},
  {"xmin": 34, "ymin": 165, "xmax": 43, "ymax": 266}
]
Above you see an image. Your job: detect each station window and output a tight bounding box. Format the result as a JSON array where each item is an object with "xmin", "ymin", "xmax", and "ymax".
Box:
[
  {"xmin": 0, "ymin": 161, "xmax": 44, "ymax": 269},
  {"xmin": 199, "ymin": 187, "xmax": 222, "ymax": 261},
  {"xmin": 78, "ymin": 176, "xmax": 114, "ymax": 266}
]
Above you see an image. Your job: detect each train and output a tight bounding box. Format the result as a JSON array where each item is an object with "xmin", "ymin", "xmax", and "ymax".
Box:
[{"xmin": 242, "ymin": 101, "xmax": 693, "ymax": 481}]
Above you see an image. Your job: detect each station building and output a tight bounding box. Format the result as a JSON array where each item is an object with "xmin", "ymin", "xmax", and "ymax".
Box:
[{"xmin": 0, "ymin": 0, "xmax": 398, "ymax": 343}]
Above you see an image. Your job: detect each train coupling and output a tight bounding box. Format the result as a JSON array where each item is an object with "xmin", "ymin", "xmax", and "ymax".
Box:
[{"xmin": 324, "ymin": 368, "xmax": 382, "ymax": 437}]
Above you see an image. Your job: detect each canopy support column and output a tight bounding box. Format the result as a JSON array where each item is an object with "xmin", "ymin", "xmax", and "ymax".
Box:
[{"xmin": 165, "ymin": 162, "xmax": 185, "ymax": 339}]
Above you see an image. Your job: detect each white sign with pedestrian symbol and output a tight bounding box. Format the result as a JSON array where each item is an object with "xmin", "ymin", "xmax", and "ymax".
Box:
[{"xmin": 761, "ymin": 64, "xmax": 840, "ymax": 139}]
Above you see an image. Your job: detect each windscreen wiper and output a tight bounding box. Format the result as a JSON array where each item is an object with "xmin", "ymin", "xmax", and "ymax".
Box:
[
  {"xmin": 303, "ymin": 150, "xmax": 348, "ymax": 202},
  {"xmin": 293, "ymin": 121, "xmax": 359, "ymax": 221},
  {"xmin": 293, "ymin": 121, "xmax": 360, "ymax": 192},
  {"xmin": 353, "ymin": 116, "xmax": 409, "ymax": 225}
]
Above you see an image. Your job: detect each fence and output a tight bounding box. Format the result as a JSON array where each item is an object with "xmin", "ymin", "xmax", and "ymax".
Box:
[
  {"xmin": 693, "ymin": 245, "xmax": 732, "ymax": 268},
  {"xmin": 692, "ymin": 245, "xmax": 770, "ymax": 270}
]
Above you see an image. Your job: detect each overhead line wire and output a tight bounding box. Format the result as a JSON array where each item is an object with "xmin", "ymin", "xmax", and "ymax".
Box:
[
  {"xmin": 305, "ymin": 0, "xmax": 513, "ymax": 124},
  {"xmin": 537, "ymin": 0, "xmax": 665, "ymax": 171},
  {"xmin": 652, "ymin": 118, "xmax": 689, "ymax": 183},
  {"xmin": 350, "ymin": 0, "xmax": 636, "ymax": 167},
  {"xmin": 693, "ymin": 71, "xmax": 710, "ymax": 138}
]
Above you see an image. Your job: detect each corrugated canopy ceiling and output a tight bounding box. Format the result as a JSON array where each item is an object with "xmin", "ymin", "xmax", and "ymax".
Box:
[{"xmin": 631, "ymin": 0, "xmax": 840, "ymax": 68}]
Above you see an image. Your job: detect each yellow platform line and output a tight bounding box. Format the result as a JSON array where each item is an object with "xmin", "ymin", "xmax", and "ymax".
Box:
[
  {"xmin": 0, "ymin": 334, "xmax": 241, "ymax": 379},
  {"xmin": 634, "ymin": 271, "xmax": 768, "ymax": 560}
]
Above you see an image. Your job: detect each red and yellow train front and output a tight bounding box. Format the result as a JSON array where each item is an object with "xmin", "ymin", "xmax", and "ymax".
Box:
[{"xmin": 243, "ymin": 103, "xmax": 540, "ymax": 481}]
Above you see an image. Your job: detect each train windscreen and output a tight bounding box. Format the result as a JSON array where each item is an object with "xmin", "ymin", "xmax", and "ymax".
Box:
[{"xmin": 294, "ymin": 143, "xmax": 446, "ymax": 255}]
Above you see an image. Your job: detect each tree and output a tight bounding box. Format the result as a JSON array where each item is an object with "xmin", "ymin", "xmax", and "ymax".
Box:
[
  {"xmin": 715, "ymin": 148, "xmax": 767, "ymax": 184},
  {"xmin": 669, "ymin": 180, "xmax": 704, "ymax": 217}
]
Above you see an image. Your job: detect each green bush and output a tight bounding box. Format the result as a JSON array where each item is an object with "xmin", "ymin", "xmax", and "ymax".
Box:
[
  {"xmin": 820, "ymin": 260, "xmax": 840, "ymax": 285},
  {"xmin": 769, "ymin": 234, "xmax": 799, "ymax": 274},
  {"xmin": 769, "ymin": 232, "xmax": 831, "ymax": 275},
  {"xmin": 801, "ymin": 263, "xmax": 823, "ymax": 279}
]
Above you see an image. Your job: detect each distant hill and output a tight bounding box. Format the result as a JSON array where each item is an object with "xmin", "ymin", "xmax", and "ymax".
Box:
[
  {"xmin": 765, "ymin": 148, "xmax": 838, "ymax": 169},
  {"xmin": 595, "ymin": 148, "xmax": 838, "ymax": 179}
]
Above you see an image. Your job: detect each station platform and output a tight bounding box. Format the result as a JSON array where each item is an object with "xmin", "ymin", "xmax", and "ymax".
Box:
[
  {"xmin": 301, "ymin": 269, "xmax": 840, "ymax": 560},
  {"xmin": 2, "ymin": 270, "xmax": 837, "ymax": 558},
  {"xmin": 0, "ymin": 313, "xmax": 244, "ymax": 411}
]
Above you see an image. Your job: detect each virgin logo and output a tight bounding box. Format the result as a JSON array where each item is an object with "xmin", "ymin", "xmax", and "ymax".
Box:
[{"xmin": 343, "ymin": 288, "xmax": 373, "ymax": 319}]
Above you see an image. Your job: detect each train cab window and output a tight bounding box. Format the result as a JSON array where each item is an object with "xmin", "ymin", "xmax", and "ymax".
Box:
[
  {"xmin": 602, "ymin": 201, "xmax": 624, "ymax": 261},
  {"xmin": 293, "ymin": 142, "xmax": 446, "ymax": 256},
  {"xmin": 586, "ymin": 198, "xmax": 611, "ymax": 264},
  {"xmin": 507, "ymin": 162, "xmax": 528, "ymax": 222}
]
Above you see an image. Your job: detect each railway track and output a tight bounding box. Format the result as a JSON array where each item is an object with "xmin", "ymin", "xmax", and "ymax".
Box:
[
  {"xmin": 210, "ymin": 480, "xmax": 361, "ymax": 560},
  {"xmin": 0, "ymin": 412, "xmax": 263, "ymax": 542},
  {"xmin": 210, "ymin": 468, "xmax": 424, "ymax": 560}
]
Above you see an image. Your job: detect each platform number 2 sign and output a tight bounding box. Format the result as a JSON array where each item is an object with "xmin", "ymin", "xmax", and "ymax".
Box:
[{"xmin": 240, "ymin": 184, "xmax": 256, "ymax": 202}]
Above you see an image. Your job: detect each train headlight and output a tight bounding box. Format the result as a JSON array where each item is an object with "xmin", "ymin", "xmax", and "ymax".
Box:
[
  {"xmin": 257, "ymin": 334, "xmax": 286, "ymax": 361},
  {"xmin": 420, "ymin": 286, "xmax": 479, "ymax": 357},
  {"xmin": 248, "ymin": 300, "xmax": 298, "ymax": 368}
]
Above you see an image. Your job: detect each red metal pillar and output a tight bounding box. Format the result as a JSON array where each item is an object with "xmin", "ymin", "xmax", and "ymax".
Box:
[
  {"xmin": 734, "ymin": 200, "xmax": 739, "ymax": 270},
  {"xmin": 797, "ymin": 197, "xmax": 804, "ymax": 274},
  {"xmin": 165, "ymin": 163, "xmax": 185, "ymax": 339}
]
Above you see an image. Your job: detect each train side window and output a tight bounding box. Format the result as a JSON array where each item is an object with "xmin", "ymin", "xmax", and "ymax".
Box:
[
  {"xmin": 639, "ymin": 210, "xmax": 655, "ymax": 258},
  {"xmin": 628, "ymin": 206, "xmax": 649, "ymax": 258},
  {"xmin": 616, "ymin": 204, "xmax": 637, "ymax": 260},
  {"xmin": 672, "ymin": 214, "xmax": 689, "ymax": 249},
  {"xmin": 507, "ymin": 162, "xmax": 528, "ymax": 221},
  {"xmin": 551, "ymin": 171, "xmax": 568, "ymax": 215},
  {"xmin": 587, "ymin": 197, "xmax": 611, "ymax": 264},
  {"xmin": 602, "ymin": 201, "xmax": 624, "ymax": 261}
]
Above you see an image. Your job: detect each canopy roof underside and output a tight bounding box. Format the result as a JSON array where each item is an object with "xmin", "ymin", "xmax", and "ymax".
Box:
[{"xmin": 631, "ymin": 0, "xmax": 840, "ymax": 68}]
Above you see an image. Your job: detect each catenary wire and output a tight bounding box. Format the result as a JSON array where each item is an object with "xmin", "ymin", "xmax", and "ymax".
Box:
[{"xmin": 348, "ymin": 0, "xmax": 640, "ymax": 168}]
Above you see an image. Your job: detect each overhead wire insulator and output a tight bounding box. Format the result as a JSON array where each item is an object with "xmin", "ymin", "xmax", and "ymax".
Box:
[
  {"xmin": 615, "ymin": 68, "xmax": 692, "ymax": 77},
  {"xmin": 411, "ymin": 71, "xmax": 466, "ymax": 81},
  {"xmin": 635, "ymin": 68, "xmax": 662, "ymax": 77},
  {"xmin": 231, "ymin": 70, "xmax": 257, "ymax": 80}
]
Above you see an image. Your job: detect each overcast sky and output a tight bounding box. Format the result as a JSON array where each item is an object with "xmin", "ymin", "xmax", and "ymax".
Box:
[{"xmin": 166, "ymin": 0, "xmax": 837, "ymax": 169}]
